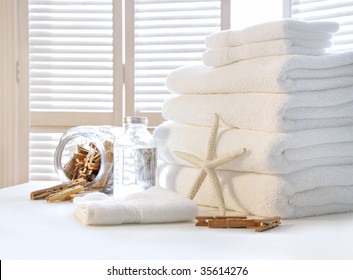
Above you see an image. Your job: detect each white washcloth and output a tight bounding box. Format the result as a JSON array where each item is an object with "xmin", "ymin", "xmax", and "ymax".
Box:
[
  {"xmin": 203, "ymin": 39, "xmax": 330, "ymax": 67},
  {"xmin": 205, "ymin": 19, "xmax": 339, "ymax": 48},
  {"xmin": 153, "ymin": 121, "xmax": 353, "ymax": 174},
  {"xmin": 162, "ymin": 87, "xmax": 353, "ymax": 132},
  {"xmin": 166, "ymin": 52, "xmax": 353, "ymax": 94},
  {"xmin": 73, "ymin": 186, "xmax": 198, "ymax": 225},
  {"xmin": 158, "ymin": 163, "xmax": 353, "ymax": 218}
]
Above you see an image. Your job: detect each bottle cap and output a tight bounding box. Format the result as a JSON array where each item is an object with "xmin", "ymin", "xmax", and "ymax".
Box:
[{"xmin": 124, "ymin": 116, "xmax": 148, "ymax": 125}]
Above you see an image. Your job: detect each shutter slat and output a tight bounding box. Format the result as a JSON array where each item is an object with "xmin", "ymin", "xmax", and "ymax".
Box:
[
  {"xmin": 30, "ymin": 53, "xmax": 112, "ymax": 62},
  {"xmin": 29, "ymin": 0, "xmax": 111, "ymax": 4},
  {"xmin": 30, "ymin": 78, "xmax": 112, "ymax": 86},
  {"xmin": 29, "ymin": 14, "xmax": 112, "ymax": 21},
  {"xmin": 135, "ymin": 46, "xmax": 206, "ymax": 53},
  {"xmin": 135, "ymin": 38, "xmax": 206, "ymax": 45},
  {"xmin": 30, "ymin": 69, "xmax": 112, "ymax": 78},
  {"xmin": 29, "ymin": 5, "xmax": 112, "ymax": 13},
  {"xmin": 30, "ymin": 46, "xmax": 112, "ymax": 53},
  {"xmin": 135, "ymin": 61, "xmax": 193, "ymax": 69},
  {"xmin": 30, "ymin": 30, "xmax": 112, "ymax": 37},
  {"xmin": 30, "ymin": 22, "xmax": 112, "ymax": 29},
  {"xmin": 136, "ymin": 4, "xmax": 219, "ymax": 13},
  {"xmin": 136, "ymin": 0, "xmax": 219, "ymax": 3},
  {"xmin": 135, "ymin": 27, "xmax": 219, "ymax": 37},
  {"xmin": 30, "ymin": 102, "xmax": 112, "ymax": 111},
  {"xmin": 30, "ymin": 62, "xmax": 112, "ymax": 70},
  {"xmin": 291, "ymin": 0, "xmax": 353, "ymax": 52},
  {"xmin": 30, "ymin": 38, "xmax": 112, "ymax": 46},
  {"xmin": 135, "ymin": 11, "xmax": 220, "ymax": 21},
  {"xmin": 30, "ymin": 85, "xmax": 112, "ymax": 94},
  {"xmin": 135, "ymin": 20, "xmax": 220, "ymax": 29},
  {"xmin": 31, "ymin": 93, "xmax": 112, "ymax": 102},
  {"xmin": 136, "ymin": 54, "xmax": 203, "ymax": 62}
]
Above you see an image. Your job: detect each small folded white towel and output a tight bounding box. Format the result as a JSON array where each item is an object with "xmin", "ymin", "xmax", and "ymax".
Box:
[
  {"xmin": 162, "ymin": 87, "xmax": 353, "ymax": 132},
  {"xmin": 153, "ymin": 121, "xmax": 353, "ymax": 174},
  {"xmin": 166, "ymin": 51, "xmax": 353, "ymax": 94},
  {"xmin": 158, "ymin": 163, "xmax": 353, "ymax": 218},
  {"xmin": 73, "ymin": 186, "xmax": 198, "ymax": 225},
  {"xmin": 205, "ymin": 19, "xmax": 339, "ymax": 48},
  {"xmin": 203, "ymin": 39, "xmax": 330, "ymax": 67}
]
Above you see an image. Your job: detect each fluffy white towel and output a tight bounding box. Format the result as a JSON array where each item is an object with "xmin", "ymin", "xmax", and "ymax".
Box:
[
  {"xmin": 153, "ymin": 121, "xmax": 353, "ymax": 174},
  {"xmin": 203, "ymin": 39, "xmax": 330, "ymax": 67},
  {"xmin": 162, "ymin": 87, "xmax": 353, "ymax": 132},
  {"xmin": 158, "ymin": 163, "xmax": 353, "ymax": 218},
  {"xmin": 166, "ymin": 52, "xmax": 353, "ymax": 94},
  {"xmin": 73, "ymin": 186, "xmax": 198, "ymax": 225},
  {"xmin": 205, "ymin": 19, "xmax": 339, "ymax": 48}
]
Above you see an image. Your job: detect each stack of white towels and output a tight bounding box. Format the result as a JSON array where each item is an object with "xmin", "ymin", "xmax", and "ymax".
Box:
[{"xmin": 154, "ymin": 19, "xmax": 353, "ymax": 219}]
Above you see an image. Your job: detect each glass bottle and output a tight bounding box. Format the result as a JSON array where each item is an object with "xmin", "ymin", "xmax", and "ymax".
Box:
[
  {"xmin": 54, "ymin": 125, "xmax": 120, "ymax": 193},
  {"xmin": 114, "ymin": 116, "xmax": 157, "ymax": 193}
]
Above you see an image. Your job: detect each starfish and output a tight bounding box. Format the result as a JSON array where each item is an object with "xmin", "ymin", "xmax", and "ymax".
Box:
[{"xmin": 174, "ymin": 114, "xmax": 246, "ymax": 215}]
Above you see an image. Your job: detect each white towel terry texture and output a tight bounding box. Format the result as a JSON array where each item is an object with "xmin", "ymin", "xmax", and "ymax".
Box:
[
  {"xmin": 155, "ymin": 19, "xmax": 353, "ymax": 219},
  {"xmin": 73, "ymin": 186, "xmax": 198, "ymax": 225},
  {"xmin": 204, "ymin": 19, "xmax": 339, "ymax": 67}
]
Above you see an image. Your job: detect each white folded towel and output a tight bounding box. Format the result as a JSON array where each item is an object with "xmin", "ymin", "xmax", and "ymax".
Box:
[
  {"xmin": 162, "ymin": 87, "xmax": 353, "ymax": 132},
  {"xmin": 158, "ymin": 163, "xmax": 353, "ymax": 218},
  {"xmin": 166, "ymin": 52, "xmax": 353, "ymax": 94},
  {"xmin": 153, "ymin": 121, "xmax": 353, "ymax": 174},
  {"xmin": 205, "ymin": 19, "xmax": 339, "ymax": 48},
  {"xmin": 73, "ymin": 186, "xmax": 198, "ymax": 225},
  {"xmin": 203, "ymin": 39, "xmax": 330, "ymax": 67}
]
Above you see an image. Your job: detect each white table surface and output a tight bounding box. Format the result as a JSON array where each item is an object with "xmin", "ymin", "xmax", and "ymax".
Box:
[{"xmin": 1, "ymin": 181, "xmax": 353, "ymax": 260}]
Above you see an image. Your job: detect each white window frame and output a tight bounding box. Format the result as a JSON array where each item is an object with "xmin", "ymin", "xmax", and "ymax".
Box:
[{"xmin": 0, "ymin": 0, "xmax": 18, "ymax": 188}]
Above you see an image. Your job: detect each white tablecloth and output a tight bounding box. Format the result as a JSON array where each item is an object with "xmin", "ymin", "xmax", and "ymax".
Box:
[{"xmin": 1, "ymin": 181, "xmax": 353, "ymax": 260}]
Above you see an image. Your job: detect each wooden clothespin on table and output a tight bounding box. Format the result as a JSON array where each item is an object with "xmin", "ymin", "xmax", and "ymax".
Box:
[
  {"xmin": 195, "ymin": 216, "xmax": 281, "ymax": 232},
  {"xmin": 30, "ymin": 178, "xmax": 87, "ymax": 202}
]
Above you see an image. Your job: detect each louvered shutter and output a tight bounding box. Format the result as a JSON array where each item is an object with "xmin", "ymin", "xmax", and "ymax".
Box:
[
  {"xmin": 291, "ymin": 0, "xmax": 353, "ymax": 51},
  {"xmin": 29, "ymin": 131, "xmax": 63, "ymax": 180},
  {"xmin": 27, "ymin": 0, "xmax": 227, "ymax": 181},
  {"xmin": 28, "ymin": 0, "xmax": 122, "ymax": 181},
  {"xmin": 29, "ymin": 0, "xmax": 115, "ymax": 112},
  {"xmin": 127, "ymin": 0, "xmax": 225, "ymax": 126}
]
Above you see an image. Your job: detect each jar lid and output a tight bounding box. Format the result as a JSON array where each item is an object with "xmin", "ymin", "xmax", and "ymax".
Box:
[{"xmin": 124, "ymin": 116, "xmax": 148, "ymax": 125}]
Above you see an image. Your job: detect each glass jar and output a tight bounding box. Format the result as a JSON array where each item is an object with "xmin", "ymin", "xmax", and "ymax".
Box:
[
  {"xmin": 114, "ymin": 116, "xmax": 157, "ymax": 193},
  {"xmin": 54, "ymin": 125, "xmax": 120, "ymax": 193}
]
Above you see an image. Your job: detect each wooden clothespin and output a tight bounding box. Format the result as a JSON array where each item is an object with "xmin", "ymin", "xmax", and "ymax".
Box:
[
  {"xmin": 30, "ymin": 178, "xmax": 87, "ymax": 200},
  {"xmin": 195, "ymin": 215, "xmax": 247, "ymax": 226},
  {"xmin": 253, "ymin": 217, "xmax": 282, "ymax": 232},
  {"xmin": 46, "ymin": 185, "xmax": 85, "ymax": 203},
  {"xmin": 195, "ymin": 216, "xmax": 281, "ymax": 232}
]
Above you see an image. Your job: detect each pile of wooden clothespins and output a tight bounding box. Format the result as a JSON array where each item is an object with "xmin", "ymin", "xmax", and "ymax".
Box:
[
  {"xmin": 30, "ymin": 140, "xmax": 114, "ymax": 202},
  {"xmin": 195, "ymin": 215, "xmax": 281, "ymax": 232},
  {"xmin": 63, "ymin": 141, "xmax": 113, "ymax": 192},
  {"xmin": 30, "ymin": 178, "xmax": 88, "ymax": 202}
]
